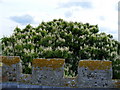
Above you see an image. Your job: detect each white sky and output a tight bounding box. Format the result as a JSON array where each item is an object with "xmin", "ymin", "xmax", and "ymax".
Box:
[{"xmin": 0, "ymin": 0, "xmax": 119, "ymax": 40}]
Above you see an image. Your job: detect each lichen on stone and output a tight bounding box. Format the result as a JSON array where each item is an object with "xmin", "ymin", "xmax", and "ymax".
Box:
[
  {"xmin": 32, "ymin": 58, "xmax": 65, "ymax": 69},
  {"xmin": 1, "ymin": 56, "xmax": 20, "ymax": 66},
  {"xmin": 79, "ymin": 60, "xmax": 112, "ymax": 70}
]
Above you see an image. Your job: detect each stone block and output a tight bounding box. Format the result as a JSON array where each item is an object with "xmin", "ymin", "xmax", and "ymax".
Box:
[
  {"xmin": 78, "ymin": 60, "xmax": 113, "ymax": 88},
  {"xmin": 1, "ymin": 56, "xmax": 21, "ymax": 82},
  {"xmin": 32, "ymin": 58, "xmax": 65, "ymax": 86}
]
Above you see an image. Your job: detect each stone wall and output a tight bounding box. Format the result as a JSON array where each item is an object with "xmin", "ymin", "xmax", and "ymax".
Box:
[{"xmin": 1, "ymin": 56, "xmax": 119, "ymax": 88}]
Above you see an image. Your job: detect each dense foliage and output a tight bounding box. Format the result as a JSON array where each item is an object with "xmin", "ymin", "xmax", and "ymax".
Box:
[{"xmin": 1, "ymin": 19, "xmax": 120, "ymax": 78}]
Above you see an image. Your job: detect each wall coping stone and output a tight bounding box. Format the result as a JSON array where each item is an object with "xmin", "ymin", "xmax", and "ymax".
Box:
[{"xmin": 79, "ymin": 60, "xmax": 112, "ymax": 70}]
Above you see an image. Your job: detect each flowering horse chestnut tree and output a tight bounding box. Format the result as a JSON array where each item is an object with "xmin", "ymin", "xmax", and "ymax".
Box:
[{"xmin": 1, "ymin": 19, "xmax": 120, "ymax": 78}]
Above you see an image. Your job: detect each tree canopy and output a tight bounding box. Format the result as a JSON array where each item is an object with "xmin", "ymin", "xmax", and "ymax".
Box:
[{"xmin": 1, "ymin": 19, "xmax": 120, "ymax": 78}]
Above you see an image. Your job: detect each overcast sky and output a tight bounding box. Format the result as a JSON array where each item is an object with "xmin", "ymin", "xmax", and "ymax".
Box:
[{"xmin": 0, "ymin": 0, "xmax": 119, "ymax": 40}]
